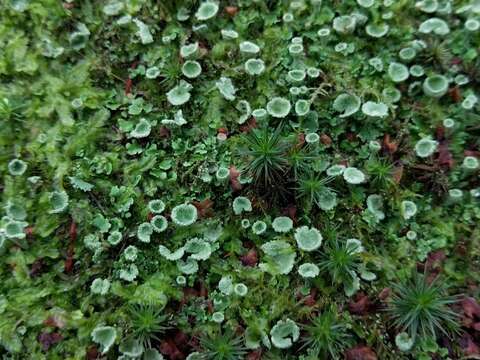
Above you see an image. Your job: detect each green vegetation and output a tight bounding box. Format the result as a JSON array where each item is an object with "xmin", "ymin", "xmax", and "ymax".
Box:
[{"xmin": 1, "ymin": 0, "xmax": 480, "ymax": 359}]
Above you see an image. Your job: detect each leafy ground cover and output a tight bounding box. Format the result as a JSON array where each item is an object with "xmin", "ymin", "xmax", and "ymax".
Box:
[{"xmin": 1, "ymin": 0, "xmax": 480, "ymax": 359}]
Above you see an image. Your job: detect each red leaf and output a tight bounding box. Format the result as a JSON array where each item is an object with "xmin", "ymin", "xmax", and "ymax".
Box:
[
  {"xmin": 38, "ymin": 332, "xmax": 63, "ymax": 351},
  {"xmin": 43, "ymin": 315, "xmax": 66, "ymax": 329},
  {"xmin": 448, "ymin": 86, "xmax": 462, "ymax": 103},
  {"xmin": 246, "ymin": 350, "xmax": 262, "ymax": 360},
  {"xmin": 229, "ymin": 166, "xmax": 242, "ymax": 191},
  {"xmin": 348, "ymin": 293, "xmax": 372, "ymax": 315},
  {"xmin": 193, "ymin": 199, "xmax": 214, "ymax": 219},
  {"xmin": 391, "ymin": 164, "xmax": 403, "ymax": 184},
  {"xmin": 86, "ymin": 346, "xmax": 99, "ymax": 360},
  {"xmin": 218, "ymin": 127, "xmax": 228, "ymax": 136},
  {"xmin": 382, "ymin": 134, "xmax": 398, "ymax": 154},
  {"xmin": 25, "ymin": 226, "xmax": 34, "ymax": 237},
  {"xmin": 345, "ymin": 345, "xmax": 377, "ymax": 360},
  {"xmin": 124, "ymin": 78, "xmax": 133, "ymax": 96},
  {"xmin": 64, "ymin": 221, "xmax": 77, "ymax": 274},
  {"xmin": 282, "ymin": 205, "xmax": 297, "ymax": 223},
  {"xmin": 296, "ymin": 133, "xmax": 305, "ymax": 149},
  {"xmin": 160, "ymin": 340, "xmax": 185, "ymax": 360},
  {"xmin": 159, "ymin": 126, "xmax": 171, "ymax": 138},
  {"xmin": 320, "ymin": 133, "xmax": 332, "ymax": 146},
  {"xmin": 241, "ymin": 249, "xmax": 258, "ymax": 267},
  {"xmin": 460, "ymin": 334, "xmax": 480, "ymax": 355},
  {"xmin": 378, "ymin": 288, "xmax": 391, "ymax": 301},
  {"xmin": 225, "ymin": 6, "xmax": 238, "ymax": 16},
  {"xmin": 240, "ymin": 118, "xmax": 257, "ymax": 133},
  {"xmin": 173, "ymin": 330, "xmax": 189, "ymax": 347},
  {"xmin": 30, "ymin": 258, "xmax": 45, "ymax": 278},
  {"xmin": 462, "ymin": 297, "xmax": 480, "ymax": 319},
  {"xmin": 437, "ymin": 142, "xmax": 454, "ymax": 169}
]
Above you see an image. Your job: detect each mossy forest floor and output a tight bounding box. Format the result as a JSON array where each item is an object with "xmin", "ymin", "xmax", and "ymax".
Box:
[{"xmin": 1, "ymin": 0, "xmax": 480, "ymax": 359}]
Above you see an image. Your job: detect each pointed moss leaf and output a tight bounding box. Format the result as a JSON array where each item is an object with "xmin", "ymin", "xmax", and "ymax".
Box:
[
  {"xmin": 270, "ymin": 319, "xmax": 300, "ymax": 349},
  {"xmin": 294, "ymin": 226, "xmax": 323, "ymax": 251},
  {"xmin": 195, "ymin": 2, "xmax": 219, "ymax": 21},
  {"xmin": 91, "ymin": 326, "xmax": 117, "ymax": 354},
  {"xmin": 298, "ymin": 263, "xmax": 320, "ymax": 278},
  {"xmin": 267, "ymin": 97, "xmax": 291, "ymax": 118},
  {"xmin": 333, "ymin": 93, "xmax": 361, "ymax": 117},
  {"xmin": 167, "ymin": 81, "xmax": 192, "ymax": 105},
  {"xmin": 272, "ymin": 216, "xmax": 293, "ymax": 233},
  {"xmin": 171, "ymin": 203, "xmax": 198, "ymax": 226},
  {"xmin": 216, "ymin": 77, "xmax": 236, "ymax": 101},
  {"xmin": 233, "ymin": 196, "xmax": 252, "ymax": 215}
]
